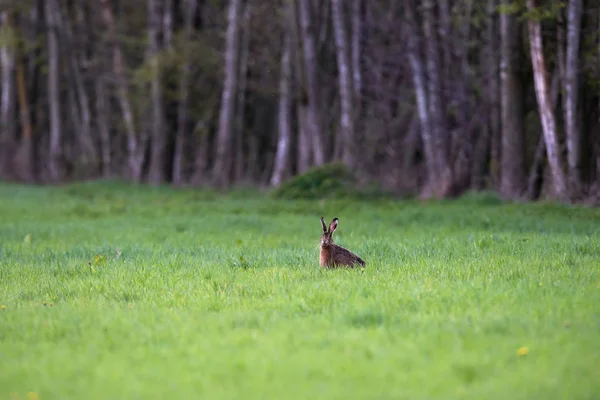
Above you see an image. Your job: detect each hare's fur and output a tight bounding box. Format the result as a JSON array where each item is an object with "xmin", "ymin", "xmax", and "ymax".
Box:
[{"xmin": 319, "ymin": 217, "xmax": 366, "ymax": 268}]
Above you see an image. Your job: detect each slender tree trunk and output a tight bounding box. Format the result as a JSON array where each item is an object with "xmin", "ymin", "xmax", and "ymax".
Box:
[
  {"xmin": 234, "ymin": 2, "xmax": 252, "ymax": 182},
  {"xmin": 270, "ymin": 5, "xmax": 293, "ymax": 187},
  {"xmin": 486, "ymin": 0, "xmax": 501, "ymax": 187},
  {"xmin": 14, "ymin": 34, "xmax": 33, "ymax": 182},
  {"xmin": 212, "ymin": 0, "xmax": 241, "ymax": 186},
  {"xmin": 296, "ymin": 105, "xmax": 312, "ymax": 173},
  {"xmin": 0, "ymin": 11, "xmax": 16, "ymax": 171},
  {"xmin": 297, "ymin": 0, "xmax": 325, "ymax": 166},
  {"xmin": 163, "ymin": 0, "xmax": 173, "ymax": 45},
  {"xmin": 46, "ymin": 0, "xmax": 62, "ymax": 181},
  {"xmin": 526, "ymin": 0, "xmax": 568, "ymax": 199},
  {"xmin": 100, "ymin": 0, "xmax": 142, "ymax": 181},
  {"xmin": 404, "ymin": 0, "xmax": 436, "ymax": 190},
  {"xmin": 527, "ymin": 71, "xmax": 560, "ymax": 200},
  {"xmin": 499, "ymin": 0, "xmax": 526, "ymax": 198},
  {"xmin": 437, "ymin": 0, "xmax": 452, "ymax": 96},
  {"xmin": 172, "ymin": 0, "xmax": 197, "ymax": 184},
  {"xmin": 292, "ymin": 0, "xmax": 312, "ymax": 173},
  {"xmin": 563, "ymin": 0, "xmax": 583, "ymax": 197},
  {"xmin": 58, "ymin": 5, "xmax": 96, "ymax": 169},
  {"xmin": 452, "ymin": 0, "xmax": 474, "ymax": 191},
  {"xmin": 422, "ymin": 0, "xmax": 451, "ymax": 195},
  {"xmin": 95, "ymin": 76, "xmax": 111, "ymax": 177},
  {"xmin": 351, "ymin": 0, "xmax": 361, "ymax": 101},
  {"xmin": 332, "ymin": 0, "xmax": 355, "ymax": 168},
  {"xmin": 147, "ymin": 0, "xmax": 166, "ymax": 185}
]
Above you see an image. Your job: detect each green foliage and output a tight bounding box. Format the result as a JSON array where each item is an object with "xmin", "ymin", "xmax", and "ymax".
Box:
[
  {"xmin": 0, "ymin": 182, "xmax": 599, "ymax": 399},
  {"xmin": 271, "ymin": 163, "xmax": 361, "ymax": 200}
]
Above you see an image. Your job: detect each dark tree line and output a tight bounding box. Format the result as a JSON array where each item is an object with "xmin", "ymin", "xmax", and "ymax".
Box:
[{"xmin": 0, "ymin": 0, "xmax": 599, "ymax": 202}]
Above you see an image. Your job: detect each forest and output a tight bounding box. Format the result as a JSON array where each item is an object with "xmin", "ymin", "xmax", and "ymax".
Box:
[{"xmin": 0, "ymin": 0, "xmax": 599, "ymax": 203}]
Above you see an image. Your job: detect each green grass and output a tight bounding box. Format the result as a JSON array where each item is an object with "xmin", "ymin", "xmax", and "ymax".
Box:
[{"xmin": 0, "ymin": 181, "xmax": 599, "ymax": 400}]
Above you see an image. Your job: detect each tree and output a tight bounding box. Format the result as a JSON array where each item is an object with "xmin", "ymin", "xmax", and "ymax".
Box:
[
  {"xmin": 404, "ymin": 0, "xmax": 437, "ymax": 193},
  {"xmin": 0, "ymin": 11, "xmax": 16, "ymax": 176},
  {"xmin": 172, "ymin": 0, "xmax": 198, "ymax": 185},
  {"xmin": 563, "ymin": 0, "xmax": 583, "ymax": 197},
  {"xmin": 526, "ymin": 0, "xmax": 568, "ymax": 199},
  {"xmin": 46, "ymin": 0, "xmax": 62, "ymax": 181},
  {"xmin": 332, "ymin": 0, "xmax": 355, "ymax": 168},
  {"xmin": 297, "ymin": 0, "xmax": 325, "ymax": 166},
  {"xmin": 422, "ymin": 0, "xmax": 451, "ymax": 196},
  {"xmin": 212, "ymin": 0, "xmax": 242, "ymax": 186},
  {"xmin": 100, "ymin": 0, "xmax": 144, "ymax": 181},
  {"xmin": 147, "ymin": 0, "xmax": 167, "ymax": 185},
  {"xmin": 499, "ymin": 0, "xmax": 526, "ymax": 198},
  {"xmin": 270, "ymin": 3, "xmax": 293, "ymax": 187}
]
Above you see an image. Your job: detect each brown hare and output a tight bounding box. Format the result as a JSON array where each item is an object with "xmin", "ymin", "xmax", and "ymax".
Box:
[{"xmin": 319, "ymin": 216, "xmax": 366, "ymax": 268}]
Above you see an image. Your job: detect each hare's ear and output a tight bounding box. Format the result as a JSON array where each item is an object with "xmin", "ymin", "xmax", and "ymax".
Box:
[
  {"xmin": 320, "ymin": 216, "xmax": 327, "ymax": 233},
  {"xmin": 329, "ymin": 218, "xmax": 339, "ymax": 234}
]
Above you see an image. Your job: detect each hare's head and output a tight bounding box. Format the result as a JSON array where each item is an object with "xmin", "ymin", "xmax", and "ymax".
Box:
[{"xmin": 320, "ymin": 217, "xmax": 338, "ymax": 246}]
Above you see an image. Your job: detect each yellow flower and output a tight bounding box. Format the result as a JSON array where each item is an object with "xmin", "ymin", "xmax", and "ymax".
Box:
[
  {"xmin": 28, "ymin": 392, "xmax": 39, "ymax": 400},
  {"xmin": 1, "ymin": 305, "xmax": 6, "ymax": 310},
  {"xmin": 517, "ymin": 347, "xmax": 529, "ymax": 356}
]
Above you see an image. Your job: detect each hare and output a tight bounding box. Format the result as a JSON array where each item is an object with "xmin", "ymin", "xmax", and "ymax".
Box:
[{"xmin": 319, "ymin": 216, "xmax": 366, "ymax": 268}]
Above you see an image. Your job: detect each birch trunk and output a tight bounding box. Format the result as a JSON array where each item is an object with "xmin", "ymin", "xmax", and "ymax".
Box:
[
  {"xmin": 564, "ymin": 0, "xmax": 583, "ymax": 197},
  {"xmin": 500, "ymin": 0, "xmax": 526, "ymax": 198},
  {"xmin": 46, "ymin": 0, "xmax": 62, "ymax": 181},
  {"xmin": 351, "ymin": 0, "xmax": 361, "ymax": 101},
  {"xmin": 58, "ymin": 4, "xmax": 96, "ymax": 167},
  {"xmin": 486, "ymin": 0, "xmax": 501, "ymax": 187},
  {"xmin": 404, "ymin": 0, "xmax": 435, "ymax": 187},
  {"xmin": 100, "ymin": 0, "xmax": 142, "ymax": 181},
  {"xmin": 15, "ymin": 38, "xmax": 34, "ymax": 182},
  {"xmin": 526, "ymin": 0, "xmax": 567, "ymax": 199},
  {"xmin": 0, "ymin": 11, "xmax": 16, "ymax": 154},
  {"xmin": 298, "ymin": 0, "xmax": 324, "ymax": 166},
  {"xmin": 147, "ymin": 0, "xmax": 166, "ymax": 185},
  {"xmin": 95, "ymin": 76, "xmax": 111, "ymax": 177},
  {"xmin": 422, "ymin": 0, "xmax": 451, "ymax": 194},
  {"xmin": 234, "ymin": 2, "xmax": 251, "ymax": 182},
  {"xmin": 270, "ymin": 6, "xmax": 293, "ymax": 187},
  {"xmin": 331, "ymin": 0, "xmax": 355, "ymax": 168},
  {"xmin": 172, "ymin": 0, "xmax": 197, "ymax": 184},
  {"xmin": 212, "ymin": 0, "xmax": 241, "ymax": 186}
]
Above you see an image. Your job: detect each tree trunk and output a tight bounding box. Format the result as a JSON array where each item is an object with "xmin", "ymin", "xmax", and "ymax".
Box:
[
  {"xmin": 527, "ymin": 71, "xmax": 560, "ymax": 200},
  {"xmin": 147, "ymin": 0, "xmax": 166, "ymax": 185},
  {"xmin": 499, "ymin": 0, "xmax": 526, "ymax": 198},
  {"xmin": 234, "ymin": 2, "xmax": 252, "ymax": 183},
  {"xmin": 351, "ymin": 0, "xmax": 362, "ymax": 101},
  {"xmin": 422, "ymin": 0, "xmax": 451, "ymax": 196},
  {"xmin": 14, "ymin": 33, "xmax": 33, "ymax": 182},
  {"xmin": 331, "ymin": 0, "xmax": 355, "ymax": 168},
  {"xmin": 297, "ymin": 0, "xmax": 325, "ymax": 166},
  {"xmin": 404, "ymin": 0, "xmax": 436, "ymax": 191},
  {"xmin": 451, "ymin": 0, "xmax": 474, "ymax": 191},
  {"xmin": 95, "ymin": 76, "xmax": 111, "ymax": 177},
  {"xmin": 563, "ymin": 0, "xmax": 583, "ymax": 197},
  {"xmin": 212, "ymin": 0, "xmax": 241, "ymax": 187},
  {"xmin": 45, "ymin": 0, "xmax": 62, "ymax": 181},
  {"xmin": 58, "ymin": 4, "xmax": 96, "ymax": 171},
  {"xmin": 0, "ymin": 11, "xmax": 16, "ymax": 174},
  {"xmin": 172, "ymin": 0, "xmax": 197, "ymax": 185},
  {"xmin": 437, "ymin": 0, "xmax": 452, "ymax": 97},
  {"xmin": 163, "ymin": 0, "xmax": 173, "ymax": 45},
  {"xmin": 270, "ymin": 4, "xmax": 293, "ymax": 187},
  {"xmin": 526, "ymin": 0, "xmax": 568, "ymax": 199},
  {"xmin": 100, "ymin": 0, "xmax": 142, "ymax": 181},
  {"xmin": 486, "ymin": 0, "xmax": 501, "ymax": 187}
]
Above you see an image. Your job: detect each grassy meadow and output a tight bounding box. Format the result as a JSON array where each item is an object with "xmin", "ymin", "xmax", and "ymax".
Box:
[{"xmin": 0, "ymin": 181, "xmax": 599, "ymax": 399}]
